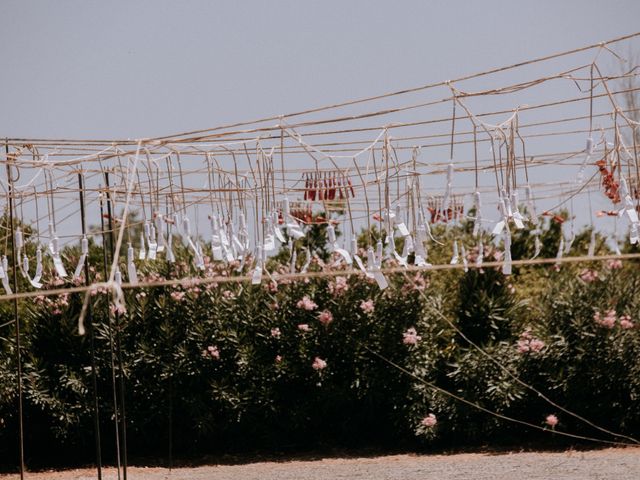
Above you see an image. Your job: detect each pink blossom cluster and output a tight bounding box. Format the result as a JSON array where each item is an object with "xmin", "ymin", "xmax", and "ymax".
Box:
[
  {"xmin": 312, "ymin": 356, "xmax": 327, "ymax": 370},
  {"xmin": 317, "ymin": 310, "xmax": 334, "ymax": 327},
  {"xmin": 545, "ymin": 414, "xmax": 558, "ymax": 427},
  {"xmin": 516, "ymin": 329, "xmax": 545, "ymax": 354},
  {"xmin": 594, "ymin": 310, "xmax": 635, "ymax": 329},
  {"xmin": 35, "ymin": 293, "xmax": 70, "ymax": 315},
  {"xmin": 606, "ymin": 259, "xmax": 623, "ymax": 270},
  {"xmin": 298, "ymin": 323, "xmax": 311, "ymax": 332},
  {"xmin": 408, "ymin": 273, "xmax": 428, "ymax": 292},
  {"xmin": 578, "ymin": 269, "xmax": 599, "ymax": 283},
  {"xmin": 297, "ymin": 295, "xmax": 318, "ymax": 311},
  {"xmin": 222, "ymin": 289, "xmax": 236, "ymax": 300},
  {"xmin": 170, "ymin": 290, "xmax": 186, "ymax": 302},
  {"xmin": 360, "ymin": 299, "xmax": 375, "ymax": 314},
  {"xmin": 421, "ymin": 413, "xmax": 437, "ymax": 427},
  {"xmin": 328, "ymin": 276, "xmax": 349, "ymax": 296},
  {"xmin": 403, "ymin": 327, "xmax": 422, "ymax": 345},
  {"xmin": 203, "ymin": 345, "xmax": 220, "ymax": 360},
  {"xmin": 270, "ymin": 327, "xmax": 281, "ymax": 338}
]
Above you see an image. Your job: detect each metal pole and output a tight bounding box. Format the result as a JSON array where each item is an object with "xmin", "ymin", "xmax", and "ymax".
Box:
[
  {"xmin": 104, "ymin": 172, "xmax": 128, "ymax": 480},
  {"xmin": 99, "ymin": 187, "xmax": 122, "ymax": 480},
  {"xmin": 5, "ymin": 141, "xmax": 25, "ymax": 480},
  {"xmin": 78, "ymin": 172, "xmax": 102, "ymax": 480}
]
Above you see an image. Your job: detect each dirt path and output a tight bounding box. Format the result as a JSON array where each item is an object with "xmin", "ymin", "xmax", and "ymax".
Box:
[{"xmin": 2, "ymin": 447, "xmax": 639, "ymax": 480}]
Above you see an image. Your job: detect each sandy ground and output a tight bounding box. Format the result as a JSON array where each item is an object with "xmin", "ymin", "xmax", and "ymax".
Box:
[{"xmin": 2, "ymin": 448, "xmax": 639, "ymax": 480}]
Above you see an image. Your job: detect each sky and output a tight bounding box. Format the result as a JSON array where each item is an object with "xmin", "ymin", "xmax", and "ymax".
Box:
[
  {"xmin": 1, "ymin": 0, "xmax": 640, "ymax": 248},
  {"xmin": 1, "ymin": 0, "xmax": 639, "ymax": 140}
]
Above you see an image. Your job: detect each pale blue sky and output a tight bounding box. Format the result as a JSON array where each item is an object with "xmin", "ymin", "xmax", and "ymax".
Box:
[
  {"xmin": 1, "ymin": 0, "xmax": 640, "ymax": 247},
  {"xmin": 1, "ymin": 0, "xmax": 639, "ymax": 140}
]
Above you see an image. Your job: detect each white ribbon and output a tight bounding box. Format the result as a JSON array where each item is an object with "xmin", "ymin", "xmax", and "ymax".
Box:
[{"xmin": 72, "ymin": 236, "xmax": 89, "ymax": 280}]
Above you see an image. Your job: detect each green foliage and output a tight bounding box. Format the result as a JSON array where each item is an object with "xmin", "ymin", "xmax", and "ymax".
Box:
[{"xmin": 1, "ymin": 216, "xmax": 640, "ymax": 468}]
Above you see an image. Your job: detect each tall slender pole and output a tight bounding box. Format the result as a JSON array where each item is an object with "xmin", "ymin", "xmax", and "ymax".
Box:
[
  {"xmin": 5, "ymin": 142, "xmax": 25, "ymax": 480},
  {"xmin": 78, "ymin": 172, "xmax": 102, "ymax": 480},
  {"xmin": 99, "ymin": 188, "xmax": 122, "ymax": 480},
  {"xmin": 105, "ymin": 172, "xmax": 128, "ymax": 480}
]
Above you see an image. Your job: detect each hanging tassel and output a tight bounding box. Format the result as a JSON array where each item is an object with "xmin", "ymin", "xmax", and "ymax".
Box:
[
  {"xmin": 510, "ymin": 191, "xmax": 525, "ymax": 229},
  {"xmin": 48, "ymin": 223, "xmax": 67, "ymax": 278},
  {"xmin": 555, "ymin": 235, "xmax": 565, "ymax": 266},
  {"xmin": 525, "ymin": 184, "xmax": 538, "ymax": 226},
  {"xmin": 366, "ymin": 246, "xmax": 387, "ymax": 289},
  {"xmin": 155, "ymin": 214, "xmax": 166, "ymax": 253},
  {"xmin": 251, "ymin": 246, "xmax": 263, "ymax": 285},
  {"xmin": 33, "ymin": 247, "xmax": 43, "ymax": 286},
  {"xmin": 576, "ymin": 137, "xmax": 595, "ymax": 184},
  {"xmin": 273, "ymin": 211, "xmax": 286, "ymax": 243},
  {"xmin": 503, "ymin": 227, "xmax": 513, "ymax": 275},
  {"xmin": 0, "ymin": 256, "xmax": 13, "ymax": 295},
  {"xmin": 476, "ymin": 237, "xmax": 484, "ymax": 268},
  {"xmin": 588, "ymin": 230, "xmax": 597, "ymax": 256},
  {"xmin": 450, "ymin": 240, "xmax": 459, "ymax": 265},
  {"xmin": 461, "ymin": 244, "xmax": 468, "ymax": 272},
  {"xmin": 440, "ymin": 163, "xmax": 454, "ymax": 219},
  {"xmin": 127, "ymin": 243, "xmax": 138, "ymax": 285},
  {"xmin": 414, "ymin": 224, "xmax": 431, "ymax": 267},
  {"xmin": 211, "ymin": 215, "xmax": 223, "ymax": 261},
  {"xmin": 181, "ymin": 215, "xmax": 191, "ymax": 247},
  {"xmin": 15, "ymin": 228, "xmax": 23, "ymax": 270},
  {"xmin": 472, "ymin": 191, "xmax": 483, "ymax": 237},
  {"xmin": 300, "ymin": 247, "xmax": 312, "ymax": 274},
  {"xmin": 492, "ymin": 197, "xmax": 508, "ymax": 236},
  {"xmin": 72, "ymin": 236, "xmax": 89, "ymax": 280},
  {"xmin": 326, "ymin": 225, "xmax": 352, "ymax": 265},
  {"xmin": 375, "ymin": 240, "xmax": 383, "ymax": 267},
  {"xmin": 166, "ymin": 223, "xmax": 176, "ymax": 263},
  {"xmin": 352, "ymin": 235, "xmax": 370, "ymax": 276},
  {"xmin": 138, "ymin": 230, "xmax": 146, "ymax": 260}
]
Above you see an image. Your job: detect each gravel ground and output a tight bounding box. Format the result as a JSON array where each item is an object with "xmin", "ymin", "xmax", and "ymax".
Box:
[{"xmin": 2, "ymin": 447, "xmax": 639, "ymax": 480}]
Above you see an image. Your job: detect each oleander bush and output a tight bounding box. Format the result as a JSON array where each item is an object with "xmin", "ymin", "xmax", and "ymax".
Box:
[{"xmin": 1, "ymin": 215, "xmax": 640, "ymax": 469}]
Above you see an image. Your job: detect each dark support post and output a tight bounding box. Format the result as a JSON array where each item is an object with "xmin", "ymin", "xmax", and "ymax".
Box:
[
  {"xmin": 104, "ymin": 172, "xmax": 128, "ymax": 480},
  {"xmin": 5, "ymin": 141, "xmax": 25, "ymax": 480},
  {"xmin": 78, "ymin": 172, "xmax": 103, "ymax": 480}
]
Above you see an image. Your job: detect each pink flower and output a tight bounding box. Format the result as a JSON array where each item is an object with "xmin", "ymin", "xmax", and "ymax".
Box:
[
  {"xmin": 403, "ymin": 327, "xmax": 422, "ymax": 345},
  {"xmin": 170, "ymin": 291, "xmax": 186, "ymax": 302},
  {"xmin": 222, "ymin": 290, "xmax": 235, "ymax": 299},
  {"xmin": 517, "ymin": 340, "xmax": 530, "ymax": 354},
  {"xmin": 109, "ymin": 303, "xmax": 126, "ymax": 316},
  {"xmin": 298, "ymin": 323, "xmax": 311, "ymax": 332},
  {"xmin": 312, "ymin": 356, "xmax": 327, "ymax": 370},
  {"xmin": 606, "ymin": 259, "xmax": 623, "ymax": 270},
  {"xmin": 620, "ymin": 315, "xmax": 635, "ymax": 329},
  {"xmin": 410, "ymin": 273, "xmax": 428, "ymax": 292},
  {"xmin": 421, "ymin": 413, "xmax": 437, "ymax": 427},
  {"xmin": 275, "ymin": 355, "xmax": 283, "ymax": 363},
  {"xmin": 517, "ymin": 330, "xmax": 544, "ymax": 353},
  {"xmin": 529, "ymin": 339, "xmax": 545, "ymax": 352},
  {"xmin": 360, "ymin": 299, "xmax": 375, "ymax": 314},
  {"xmin": 545, "ymin": 414, "xmax": 558, "ymax": 427},
  {"xmin": 328, "ymin": 276, "xmax": 349, "ymax": 296},
  {"xmin": 595, "ymin": 309, "xmax": 617, "ymax": 329},
  {"xmin": 271, "ymin": 327, "xmax": 281, "ymax": 338},
  {"xmin": 296, "ymin": 295, "xmax": 318, "ymax": 311},
  {"xmin": 266, "ymin": 281, "xmax": 278, "ymax": 293},
  {"xmin": 317, "ymin": 310, "xmax": 334, "ymax": 327},
  {"xmin": 206, "ymin": 345, "xmax": 220, "ymax": 360},
  {"xmin": 579, "ymin": 269, "xmax": 599, "ymax": 283}
]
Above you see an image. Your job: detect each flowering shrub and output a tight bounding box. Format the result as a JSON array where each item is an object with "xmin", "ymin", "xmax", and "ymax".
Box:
[{"xmin": 0, "ymin": 217, "xmax": 639, "ymax": 469}]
